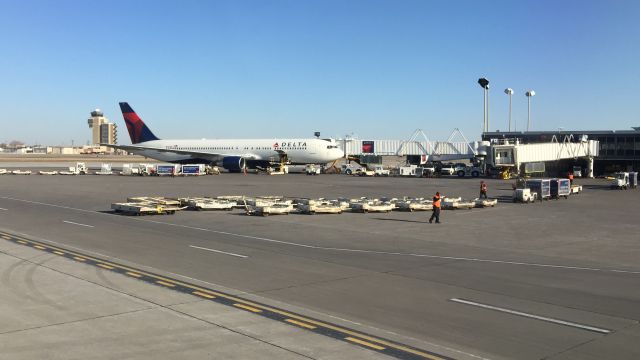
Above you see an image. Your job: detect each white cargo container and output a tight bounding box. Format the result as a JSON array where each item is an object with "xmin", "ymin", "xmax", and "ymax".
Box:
[{"xmin": 181, "ymin": 164, "xmax": 206, "ymax": 176}]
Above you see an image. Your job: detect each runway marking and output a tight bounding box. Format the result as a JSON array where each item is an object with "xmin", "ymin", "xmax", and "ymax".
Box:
[
  {"xmin": 189, "ymin": 245, "xmax": 248, "ymax": 258},
  {"xmin": 0, "ymin": 231, "xmax": 456, "ymax": 360},
  {"xmin": 126, "ymin": 272, "xmax": 142, "ymax": 278},
  {"xmin": 346, "ymin": 337, "xmax": 386, "ymax": 350},
  {"xmin": 450, "ymin": 298, "xmax": 612, "ymax": 334},
  {"xmin": 234, "ymin": 303, "xmax": 262, "ymax": 313},
  {"xmin": 2, "ymin": 195, "xmax": 639, "ymax": 275},
  {"xmin": 0, "ymin": 207, "xmax": 8, "ymax": 211},
  {"xmin": 34, "ymin": 245, "xmax": 46, "ymax": 250},
  {"xmin": 156, "ymin": 280, "xmax": 176, "ymax": 287},
  {"xmin": 156, "ymin": 221, "xmax": 639, "ymax": 275},
  {"xmin": 53, "ymin": 251, "xmax": 65, "ymax": 255},
  {"xmin": 1, "ymin": 235, "xmax": 11, "ymax": 239},
  {"xmin": 285, "ymin": 319, "xmax": 316, "ymax": 329},
  {"xmin": 17, "ymin": 240, "xmax": 28, "ymax": 244},
  {"xmin": 193, "ymin": 291, "xmax": 216, "ymax": 299},
  {"xmin": 97, "ymin": 263, "xmax": 114, "ymax": 270},
  {"xmin": 63, "ymin": 220, "xmax": 94, "ymax": 228}
]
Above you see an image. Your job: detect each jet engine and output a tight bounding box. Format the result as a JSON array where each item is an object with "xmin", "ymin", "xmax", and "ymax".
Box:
[{"xmin": 222, "ymin": 156, "xmax": 247, "ymax": 172}]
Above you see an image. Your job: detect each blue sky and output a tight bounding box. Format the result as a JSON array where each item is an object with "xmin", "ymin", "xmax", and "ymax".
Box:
[{"xmin": 1, "ymin": 0, "xmax": 639, "ymax": 145}]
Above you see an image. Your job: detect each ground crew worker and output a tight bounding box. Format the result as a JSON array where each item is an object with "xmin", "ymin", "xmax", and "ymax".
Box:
[
  {"xmin": 480, "ymin": 180, "xmax": 488, "ymax": 199},
  {"xmin": 429, "ymin": 192, "xmax": 441, "ymax": 224},
  {"xmin": 568, "ymin": 171, "xmax": 574, "ymax": 184}
]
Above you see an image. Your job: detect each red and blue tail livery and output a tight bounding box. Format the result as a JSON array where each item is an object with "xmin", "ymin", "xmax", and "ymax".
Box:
[{"xmin": 119, "ymin": 102, "xmax": 159, "ymax": 144}]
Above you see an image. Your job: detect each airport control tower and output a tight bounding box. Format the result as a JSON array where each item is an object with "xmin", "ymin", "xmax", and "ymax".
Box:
[{"xmin": 87, "ymin": 109, "xmax": 117, "ymax": 145}]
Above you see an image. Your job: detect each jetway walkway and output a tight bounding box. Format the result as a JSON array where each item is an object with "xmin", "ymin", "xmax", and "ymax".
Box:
[
  {"xmin": 489, "ymin": 135, "xmax": 599, "ymax": 177},
  {"xmin": 339, "ymin": 129, "xmax": 481, "ymax": 162},
  {"xmin": 338, "ymin": 130, "xmax": 599, "ymax": 177}
]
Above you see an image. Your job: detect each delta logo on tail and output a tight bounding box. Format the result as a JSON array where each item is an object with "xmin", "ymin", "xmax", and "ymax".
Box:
[{"xmin": 119, "ymin": 102, "xmax": 159, "ymax": 144}]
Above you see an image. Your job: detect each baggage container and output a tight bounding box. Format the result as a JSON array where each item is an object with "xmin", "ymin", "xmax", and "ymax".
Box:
[
  {"xmin": 181, "ymin": 164, "xmax": 206, "ymax": 176},
  {"xmin": 95, "ymin": 163, "xmax": 113, "ymax": 175},
  {"xmin": 156, "ymin": 164, "xmax": 179, "ymax": 176},
  {"xmin": 120, "ymin": 164, "xmax": 137, "ymax": 176},
  {"xmin": 550, "ymin": 178, "xmax": 571, "ymax": 199},
  {"xmin": 525, "ymin": 179, "xmax": 551, "ymax": 200},
  {"xmin": 630, "ymin": 172, "xmax": 638, "ymax": 189}
]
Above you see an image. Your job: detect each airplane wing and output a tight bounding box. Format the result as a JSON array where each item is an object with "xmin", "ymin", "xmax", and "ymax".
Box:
[{"xmin": 102, "ymin": 144, "xmax": 260, "ymax": 162}]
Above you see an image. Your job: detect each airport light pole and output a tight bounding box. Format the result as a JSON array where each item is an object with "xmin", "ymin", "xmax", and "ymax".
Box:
[
  {"xmin": 478, "ymin": 78, "xmax": 490, "ymax": 132},
  {"xmin": 504, "ymin": 88, "xmax": 514, "ymax": 131},
  {"xmin": 525, "ymin": 90, "xmax": 535, "ymax": 132}
]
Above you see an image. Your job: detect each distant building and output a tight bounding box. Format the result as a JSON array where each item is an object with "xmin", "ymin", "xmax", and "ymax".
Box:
[{"xmin": 87, "ymin": 109, "xmax": 117, "ymax": 147}]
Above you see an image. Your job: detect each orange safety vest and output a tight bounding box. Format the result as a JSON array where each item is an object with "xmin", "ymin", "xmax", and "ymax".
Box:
[
  {"xmin": 432, "ymin": 195, "xmax": 441, "ymax": 208},
  {"xmin": 481, "ymin": 183, "xmax": 487, "ymax": 192}
]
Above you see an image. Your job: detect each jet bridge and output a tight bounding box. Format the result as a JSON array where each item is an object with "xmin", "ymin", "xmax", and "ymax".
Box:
[
  {"xmin": 339, "ymin": 129, "xmax": 481, "ymax": 162},
  {"xmin": 487, "ymin": 135, "xmax": 599, "ymax": 177},
  {"xmin": 339, "ymin": 130, "xmax": 599, "ymax": 177}
]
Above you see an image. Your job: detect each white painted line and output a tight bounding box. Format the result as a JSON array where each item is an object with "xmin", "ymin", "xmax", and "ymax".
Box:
[
  {"xmin": 0, "ymin": 207, "xmax": 8, "ymax": 210},
  {"xmin": 450, "ymin": 298, "xmax": 612, "ymax": 334},
  {"xmin": 2, "ymin": 195, "xmax": 640, "ymax": 275},
  {"xmin": 189, "ymin": 245, "xmax": 248, "ymax": 259},
  {"xmin": 63, "ymin": 220, "xmax": 94, "ymax": 228}
]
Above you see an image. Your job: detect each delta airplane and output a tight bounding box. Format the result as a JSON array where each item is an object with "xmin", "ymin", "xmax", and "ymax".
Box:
[{"xmin": 105, "ymin": 102, "xmax": 344, "ymax": 171}]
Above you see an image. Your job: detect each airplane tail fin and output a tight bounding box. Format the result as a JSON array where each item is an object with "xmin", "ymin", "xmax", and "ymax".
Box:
[{"xmin": 119, "ymin": 102, "xmax": 160, "ymax": 144}]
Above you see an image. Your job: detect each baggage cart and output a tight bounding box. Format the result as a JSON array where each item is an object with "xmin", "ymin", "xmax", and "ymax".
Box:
[
  {"xmin": 525, "ymin": 179, "xmax": 551, "ymax": 201},
  {"xmin": 246, "ymin": 203, "xmax": 293, "ymax": 216},
  {"xmin": 187, "ymin": 198, "xmax": 234, "ymax": 211},
  {"xmin": 474, "ymin": 198, "xmax": 497, "ymax": 207},
  {"xmin": 111, "ymin": 202, "xmax": 180, "ymax": 215},
  {"xmin": 181, "ymin": 164, "xmax": 206, "ymax": 176},
  {"xmin": 395, "ymin": 200, "xmax": 433, "ymax": 212},
  {"xmin": 297, "ymin": 201, "xmax": 343, "ymax": 214},
  {"xmin": 442, "ymin": 199, "xmax": 474, "ymax": 210},
  {"xmin": 513, "ymin": 188, "xmax": 538, "ymax": 203},
  {"xmin": 550, "ymin": 178, "xmax": 571, "ymax": 199},
  {"xmin": 156, "ymin": 164, "xmax": 179, "ymax": 176},
  {"xmin": 11, "ymin": 170, "xmax": 32, "ymax": 175}
]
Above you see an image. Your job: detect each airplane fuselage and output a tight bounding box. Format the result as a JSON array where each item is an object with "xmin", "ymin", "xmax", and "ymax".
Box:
[{"xmin": 130, "ymin": 138, "xmax": 344, "ymax": 165}]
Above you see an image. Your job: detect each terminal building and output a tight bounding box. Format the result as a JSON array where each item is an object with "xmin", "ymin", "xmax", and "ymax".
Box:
[
  {"xmin": 482, "ymin": 129, "xmax": 640, "ymax": 175},
  {"xmin": 87, "ymin": 109, "xmax": 117, "ymax": 146}
]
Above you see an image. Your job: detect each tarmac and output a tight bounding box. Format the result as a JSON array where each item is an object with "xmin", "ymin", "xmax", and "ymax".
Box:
[{"xmin": 1, "ymin": 172, "xmax": 639, "ymax": 359}]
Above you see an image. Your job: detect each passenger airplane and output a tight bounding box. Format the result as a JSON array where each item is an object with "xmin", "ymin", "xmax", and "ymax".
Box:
[{"xmin": 105, "ymin": 102, "xmax": 344, "ymax": 171}]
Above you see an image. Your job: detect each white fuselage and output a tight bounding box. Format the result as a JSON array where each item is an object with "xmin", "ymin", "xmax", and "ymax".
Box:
[{"xmin": 130, "ymin": 138, "xmax": 344, "ymax": 164}]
